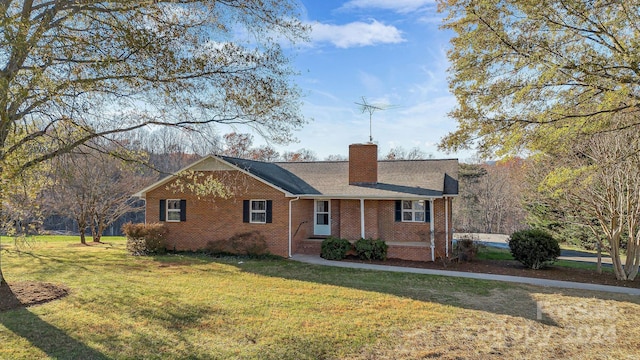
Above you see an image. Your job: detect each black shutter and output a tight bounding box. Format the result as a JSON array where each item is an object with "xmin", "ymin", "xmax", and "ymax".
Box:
[
  {"xmin": 395, "ymin": 200, "xmax": 402, "ymax": 222},
  {"xmin": 159, "ymin": 199, "xmax": 166, "ymax": 221},
  {"xmin": 180, "ymin": 200, "xmax": 187, "ymax": 222},
  {"xmin": 266, "ymin": 200, "xmax": 273, "ymax": 223},
  {"xmin": 243, "ymin": 200, "xmax": 250, "ymax": 223},
  {"xmin": 425, "ymin": 200, "xmax": 431, "ymax": 223}
]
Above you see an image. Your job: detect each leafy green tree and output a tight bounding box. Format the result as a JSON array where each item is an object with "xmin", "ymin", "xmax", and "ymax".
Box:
[
  {"xmin": 0, "ymin": 0, "xmax": 307, "ymax": 285},
  {"xmin": 537, "ymin": 125, "xmax": 640, "ymax": 280},
  {"xmin": 438, "ymin": 0, "xmax": 640, "ymax": 157},
  {"xmin": 1, "ymin": 1, "xmax": 306, "ymax": 174},
  {"xmin": 438, "ymin": 0, "xmax": 640, "ymax": 280}
]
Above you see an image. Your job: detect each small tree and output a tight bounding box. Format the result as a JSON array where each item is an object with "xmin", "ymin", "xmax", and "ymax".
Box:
[{"xmin": 47, "ymin": 144, "xmax": 149, "ymax": 244}]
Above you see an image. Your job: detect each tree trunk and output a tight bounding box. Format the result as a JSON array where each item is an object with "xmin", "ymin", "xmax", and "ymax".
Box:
[
  {"xmin": 90, "ymin": 223, "xmax": 99, "ymax": 243},
  {"xmin": 76, "ymin": 214, "xmax": 88, "ymax": 245},
  {"xmin": 92, "ymin": 220, "xmax": 104, "ymax": 243},
  {"xmin": 596, "ymin": 242, "xmax": 602, "ymax": 274},
  {"xmin": 78, "ymin": 220, "xmax": 87, "ymax": 245},
  {"xmin": 90, "ymin": 214, "xmax": 103, "ymax": 243},
  {"xmin": 624, "ymin": 231, "xmax": 640, "ymax": 281},
  {"xmin": 0, "ymin": 256, "xmax": 5, "ymax": 286},
  {"xmin": 609, "ymin": 231, "xmax": 628, "ymax": 280}
]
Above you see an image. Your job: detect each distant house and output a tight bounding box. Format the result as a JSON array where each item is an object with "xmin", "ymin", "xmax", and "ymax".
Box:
[{"xmin": 134, "ymin": 143, "xmax": 458, "ymax": 261}]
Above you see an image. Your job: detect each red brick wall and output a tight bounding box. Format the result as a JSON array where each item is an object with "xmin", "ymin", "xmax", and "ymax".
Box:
[
  {"xmin": 339, "ymin": 199, "xmax": 362, "ymax": 239},
  {"xmin": 364, "ymin": 200, "xmax": 379, "ymax": 239},
  {"xmin": 387, "ymin": 245, "xmax": 432, "ymax": 262},
  {"xmin": 331, "ymin": 200, "xmax": 341, "ymax": 238},
  {"xmin": 291, "ymin": 199, "xmax": 314, "ymax": 253},
  {"xmin": 334, "ymin": 198, "xmax": 453, "ymax": 260},
  {"xmin": 349, "ymin": 143, "xmax": 378, "ymax": 184},
  {"xmin": 145, "ymin": 170, "xmax": 455, "ymax": 261},
  {"xmin": 145, "ymin": 170, "xmax": 291, "ymax": 257}
]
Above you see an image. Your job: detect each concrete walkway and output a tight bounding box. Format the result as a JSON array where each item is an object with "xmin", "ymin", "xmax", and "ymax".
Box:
[{"xmin": 289, "ymin": 254, "xmax": 640, "ymax": 296}]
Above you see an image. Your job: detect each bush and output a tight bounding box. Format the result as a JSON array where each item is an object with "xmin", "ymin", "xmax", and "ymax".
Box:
[
  {"xmin": 205, "ymin": 231, "xmax": 269, "ymax": 256},
  {"xmin": 508, "ymin": 229, "xmax": 561, "ymax": 269},
  {"xmin": 353, "ymin": 238, "xmax": 388, "ymax": 261},
  {"xmin": 123, "ymin": 222, "xmax": 168, "ymax": 256},
  {"xmin": 320, "ymin": 237, "xmax": 352, "ymax": 260},
  {"xmin": 455, "ymin": 237, "xmax": 478, "ymax": 262}
]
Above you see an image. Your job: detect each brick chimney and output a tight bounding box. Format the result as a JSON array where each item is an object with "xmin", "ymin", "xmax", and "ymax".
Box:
[{"xmin": 349, "ymin": 143, "xmax": 378, "ymax": 185}]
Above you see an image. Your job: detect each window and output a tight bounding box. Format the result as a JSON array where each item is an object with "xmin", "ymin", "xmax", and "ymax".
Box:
[
  {"xmin": 243, "ymin": 200, "xmax": 272, "ymax": 223},
  {"xmin": 316, "ymin": 200, "xmax": 329, "ymax": 225},
  {"xmin": 160, "ymin": 199, "xmax": 186, "ymax": 222},
  {"xmin": 166, "ymin": 199, "xmax": 182, "ymax": 222},
  {"xmin": 250, "ymin": 200, "xmax": 267, "ymax": 223},
  {"xmin": 402, "ymin": 200, "xmax": 427, "ymax": 222}
]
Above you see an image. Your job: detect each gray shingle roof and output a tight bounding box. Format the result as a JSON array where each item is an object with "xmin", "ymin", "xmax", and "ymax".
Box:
[
  {"xmin": 220, "ymin": 156, "xmax": 321, "ymax": 195},
  {"xmin": 277, "ymin": 159, "xmax": 458, "ymax": 198},
  {"xmin": 223, "ymin": 156, "xmax": 459, "ymax": 198}
]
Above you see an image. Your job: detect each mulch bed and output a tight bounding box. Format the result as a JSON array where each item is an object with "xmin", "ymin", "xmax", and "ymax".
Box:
[
  {"xmin": 0, "ymin": 281, "xmax": 70, "ymax": 312},
  {"xmin": 343, "ymin": 256, "xmax": 640, "ymax": 289}
]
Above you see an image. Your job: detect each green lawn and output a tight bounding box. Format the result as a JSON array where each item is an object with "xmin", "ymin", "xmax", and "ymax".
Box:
[
  {"xmin": 476, "ymin": 245, "xmax": 614, "ymax": 272},
  {"xmin": 1, "ymin": 236, "xmax": 639, "ymax": 359}
]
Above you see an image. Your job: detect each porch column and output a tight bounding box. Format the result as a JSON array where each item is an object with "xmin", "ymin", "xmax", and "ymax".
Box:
[
  {"xmin": 445, "ymin": 198, "xmax": 449, "ymax": 257},
  {"xmin": 429, "ymin": 199, "xmax": 435, "ymax": 261},
  {"xmin": 360, "ymin": 198, "xmax": 365, "ymax": 239}
]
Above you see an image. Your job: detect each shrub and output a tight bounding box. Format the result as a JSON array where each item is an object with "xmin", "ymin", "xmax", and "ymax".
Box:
[
  {"xmin": 353, "ymin": 238, "xmax": 388, "ymax": 261},
  {"xmin": 205, "ymin": 231, "xmax": 269, "ymax": 256},
  {"xmin": 455, "ymin": 235, "xmax": 478, "ymax": 261},
  {"xmin": 320, "ymin": 237, "xmax": 352, "ymax": 260},
  {"xmin": 508, "ymin": 229, "xmax": 561, "ymax": 269},
  {"xmin": 123, "ymin": 222, "xmax": 168, "ymax": 256}
]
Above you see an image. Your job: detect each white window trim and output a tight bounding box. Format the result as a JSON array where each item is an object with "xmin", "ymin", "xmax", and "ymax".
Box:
[
  {"xmin": 314, "ymin": 199, "xmax": 331, "ymax": 236},
  {"xmin": 402, "ymin": 200, "xmax": 427, "ymax": 223},
  {"xmin": 315, "ymin": 199, "xmax": 331, "ymax": 226},
  {"xmin": 250, "ymin": 199, "xmax": 267, "ymax": 224},
  {"xmin": 166, "ymin": 199, "xmax": 181, "ymax": 222}
]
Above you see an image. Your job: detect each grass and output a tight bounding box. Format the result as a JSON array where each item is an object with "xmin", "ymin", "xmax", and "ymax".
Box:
[
  {"xmin": 0, "ymin": 236, "xmax": 639, "ymax": 359},
  {"xmin": 476, "ymin": 245, "xmax": 614, "ymax": 272}
]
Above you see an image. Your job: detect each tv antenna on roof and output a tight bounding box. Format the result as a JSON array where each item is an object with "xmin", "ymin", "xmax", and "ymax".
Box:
[{"xmin": 355, "ymin": 96, "xmax": 399, "ymax": 142}]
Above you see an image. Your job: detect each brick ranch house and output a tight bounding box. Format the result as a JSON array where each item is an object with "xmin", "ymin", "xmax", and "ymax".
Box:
[{"xmin": 134, "ymin": 143, "xmax": 459, "ymax": 262}]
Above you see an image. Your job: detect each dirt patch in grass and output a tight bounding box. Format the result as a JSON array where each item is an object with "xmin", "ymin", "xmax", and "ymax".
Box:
[
  {"xmin": 67, "ymin": 241, "xmax": 113, "ymax": 247},
  {"xmin": 0, "ymin": 281, "xmax": 69, "ymax": 312},
  {"xmin": 343, "ymin": 256, "xmax": 640, "ymax": 288}
]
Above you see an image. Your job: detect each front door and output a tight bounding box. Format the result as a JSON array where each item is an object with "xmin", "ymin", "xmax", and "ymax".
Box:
[{"xmin": 314, "ymin": 200, "xmax": 331, "ymax": 236}]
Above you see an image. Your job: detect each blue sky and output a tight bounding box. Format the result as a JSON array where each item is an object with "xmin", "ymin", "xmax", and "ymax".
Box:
[{"xmin": 260, "ymin": 0, "xmax": 473, "ymax": 161}]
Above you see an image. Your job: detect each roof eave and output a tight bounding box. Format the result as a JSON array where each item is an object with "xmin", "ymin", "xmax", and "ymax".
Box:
[
  {"xmin": 292, "ymin": 194, "xmax": 446, "ymax": 200},
  {"xmin": 133, "ymin": 155, "xmax": 296, "ymax": 199}
]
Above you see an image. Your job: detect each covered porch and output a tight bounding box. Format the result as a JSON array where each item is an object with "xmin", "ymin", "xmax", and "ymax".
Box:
[{"xmin": 289, "ymin": 197, "xmax": 453, "ymax": 262}]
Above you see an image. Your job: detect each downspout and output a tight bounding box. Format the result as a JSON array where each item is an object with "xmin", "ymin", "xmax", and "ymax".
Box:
[
  {"xmin": 445, "ymin": 197, "xmax": 449, "ymax": 257},
  {"xmin": 360, "ymin": 198, "xmax": 365, "ymax": 239},
  {"xmin": 288, "ymin": 197, "xmax": 300, "ymax": 258},
  {"xmin": 430, "ymin": 199, "xmax": 435, "ymax": 261}
]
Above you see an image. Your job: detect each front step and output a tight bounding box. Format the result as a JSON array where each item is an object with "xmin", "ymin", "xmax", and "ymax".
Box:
[{"xmin": 296, "ymin": 239, "xmax": 323, "ymax": 255}]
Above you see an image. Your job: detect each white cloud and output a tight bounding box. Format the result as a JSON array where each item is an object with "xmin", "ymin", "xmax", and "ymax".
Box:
[
  {"xmin": 310, "ymin": 20, "xmax": 405, "ymax": 48},
  {"xmin": 342, "ymin": 0, "xmax": 436, "ymax": 14}
]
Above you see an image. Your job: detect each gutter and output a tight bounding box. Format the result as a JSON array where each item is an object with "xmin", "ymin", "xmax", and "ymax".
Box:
[{"xmin": 288, "ymin": 197, "xmax": 300, "ymax": 257}]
